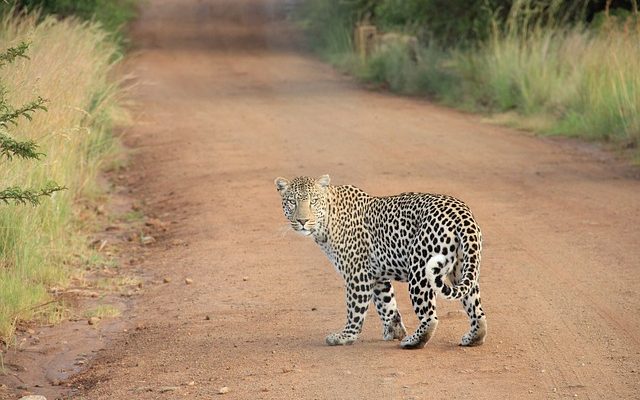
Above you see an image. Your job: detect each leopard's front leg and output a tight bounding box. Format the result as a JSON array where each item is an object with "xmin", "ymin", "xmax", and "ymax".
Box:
[{"xmin": 326, "ymin": 271, "xmax": 373, "ymax": 346}]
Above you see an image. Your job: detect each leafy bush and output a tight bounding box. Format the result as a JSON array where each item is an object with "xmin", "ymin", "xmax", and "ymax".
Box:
[
  {"xmin": 0, "ymin": 0, "xmax": 138, "ymax": 46},
  {"xmin": 374, "ymin": 0, "xmax": 507, "ymax": 45},
  {"xmin": 295, "ymin": 0, "xmax": 372, "ymax": 55}
]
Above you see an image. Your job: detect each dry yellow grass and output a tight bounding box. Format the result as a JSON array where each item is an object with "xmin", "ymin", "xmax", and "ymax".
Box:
[
  {"xmin": 0, "ymin": 12, "xmax": 125, "ymax": 343},
  {"xmin": 465, "ymin": 14, "xmax": 640, "ymax": 145}
]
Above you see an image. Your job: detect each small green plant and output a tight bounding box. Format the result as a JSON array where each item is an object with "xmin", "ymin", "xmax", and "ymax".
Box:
[
  {"xmin": 83, "ymin": 304, "xmax": 121, "ymax": 319},
  {"xmin": 101, "ymin": 274, "xmax": 139, "ymax": 288},
  {"xmin": 82, "ymin": 252, "xmax": 119, "ymax": 271},
  {"xmin": 0, "ymin": 42, "xmax": 65, "ymax": 206},
  {"xmin": 122, "ymin": 209, "xmax": 144, "ymax": 222}
]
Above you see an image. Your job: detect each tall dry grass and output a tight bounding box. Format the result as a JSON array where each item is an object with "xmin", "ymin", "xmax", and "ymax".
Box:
[
  {"xmin": 554, "ymin": 23, "xmax": 640, "ymax": 142},
  {"xmin": 301, "ymin": 1, "xmax": 640, "ymax": 153},
  {"xmin": 0, "ymin": 12, "xmax": 125, "ymax": 343},
  {"xmin": 458, "ymin": 10, "xmax": 640, "ymax": 145}
]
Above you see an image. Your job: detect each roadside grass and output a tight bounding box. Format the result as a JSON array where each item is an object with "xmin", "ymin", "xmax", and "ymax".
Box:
[
  {"xmin": 83, "ymin": 304, "xmax": 121, "ymax": 319},
  {"xmin": 82, "ymin": 252, "xmax": 118, "ymax": 269},
  {"xmin": 299, "ymin": 5, "xmax": 640, "ymax": 155},
  {"xmin": 93, "ymin": 275, "xmax": 141, "ymax": 292},
  {"xmin": 457, "ymin": 17, "xmax": 640, "ymax": 148},
  {"xmin": 122, "ymin": 209, "xmax": 145, "ymax": 223},
  {"xmin": 0, "ymin": 12, "xmax": 126, "ymax": 343}
]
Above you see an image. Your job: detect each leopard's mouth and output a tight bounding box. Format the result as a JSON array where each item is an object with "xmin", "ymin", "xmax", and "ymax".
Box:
[
  {"xmin": 295, "ymin": 226, "xmax": 314, "ymax": 236},
  {"xmin": 292, "ymin": 222, "xmax": 315, "ymax": 236}
]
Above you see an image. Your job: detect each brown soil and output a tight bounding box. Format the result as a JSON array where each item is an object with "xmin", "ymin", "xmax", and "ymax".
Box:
[{"xmin": 5, "ymin": 0, "xmax": 640, "ymax": 398}]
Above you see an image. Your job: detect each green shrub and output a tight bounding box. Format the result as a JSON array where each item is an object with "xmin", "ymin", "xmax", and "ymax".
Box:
[
  {"xmin": 295, "ymin": 0, "xmax": 367, "ymax": 55},
  {"xmin": 374, "ymin": 0, "xmax": 505, "ymax": 45},
  {"xmin": 0, "ymin": 0, "xmax": 138, "ymax": 46}
]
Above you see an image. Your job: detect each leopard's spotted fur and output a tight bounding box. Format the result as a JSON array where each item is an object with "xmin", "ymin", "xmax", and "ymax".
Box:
[{"xmin": 275, "ymin": 175, "xmax": 487, "ymax": 349}]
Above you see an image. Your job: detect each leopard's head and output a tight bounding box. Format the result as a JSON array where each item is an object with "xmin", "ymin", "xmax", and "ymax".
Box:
[{"xmin": 274, "ymin": 175, "xmax": 330, "ymax": 236}]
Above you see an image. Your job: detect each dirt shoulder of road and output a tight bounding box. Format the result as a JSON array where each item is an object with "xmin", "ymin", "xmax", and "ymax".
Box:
[{"xmin": 0, "ymin": 167, "xmax": 166, "ymax": 400}]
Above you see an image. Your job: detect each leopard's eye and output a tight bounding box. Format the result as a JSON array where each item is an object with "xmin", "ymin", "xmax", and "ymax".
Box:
[
  {"xmin": 285, "ymin": 199, "xmax": 296, "ymax": 209},
  {"xmin": 310, "ymin": 197, "xmax": 318, "ymax": 206}
]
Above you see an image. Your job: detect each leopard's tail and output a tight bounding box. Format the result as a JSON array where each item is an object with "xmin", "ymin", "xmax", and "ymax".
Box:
[{"xmin": 426, "ymin": 253, "xmax": 477, "ymax": 300}]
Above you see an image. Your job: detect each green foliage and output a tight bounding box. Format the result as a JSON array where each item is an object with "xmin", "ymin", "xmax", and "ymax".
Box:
[
  {"xmin": 374, "ymin": 0, "xmax": 505, "ymax": 45},
  {"xmin": 300, "ymin": 0, "xmax": 636, "ymax": 45},
  {"xmin": 373, "ymin": 0, "xmax": 425, "ymax": 28},
  {"xmin": 0, "ymin": 40, "xmax": 29, "ymax": 66},
  {"xmin": 0, "ymin": 43, "xmax": 65, "ymax": 207},
  {"xmin": 0, "ymin": 0, "xmax": 138, "ymax": 46},
  {"xmin": 0, "ymin": 96, "xmax": 47, "ymax": 129},
  {"xmin": 83, "ymin": 304, "xmax": 121, "ymax": 319},
  {"xmin": 0, "ymin": 183, "xmax": 66, "ymax": 206},
  {"xmin": 0, "ymin": 132, "xmax": 40, "ymax": 160},
  {"xmin": 295, "ymin": 0, "xmax": 381, "ymax": 54}
]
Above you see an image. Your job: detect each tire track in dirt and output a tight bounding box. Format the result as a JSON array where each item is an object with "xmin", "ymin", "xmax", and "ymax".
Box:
[{"xmin": 66, "ymin": 0, "xmax": 640, "ymax": 398}]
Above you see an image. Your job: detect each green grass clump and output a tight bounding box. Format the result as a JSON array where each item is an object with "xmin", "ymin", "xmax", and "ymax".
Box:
[
  {"xmin": 458, "ymin": 16, "xmax": 640, "ymax": 145},
  {"xmin": 297, "ymin": 0, "xmax": 640, "ymax": 153},
  {"xmin": 554, "ymin": 27, "xmax": 640, "ymax": 143},
  {"xmin": 84, "ymin": 304, "xmax": 121, "ymax": 319},
  {"xmin": 0, "ymin": 12, "xmax": 126, "ymax": 344}
]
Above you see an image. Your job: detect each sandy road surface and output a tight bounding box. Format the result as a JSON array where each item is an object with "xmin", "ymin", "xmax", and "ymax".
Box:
[{"xmin": 66, "ymin": 0, "xmax": 640, "ymax": 398}]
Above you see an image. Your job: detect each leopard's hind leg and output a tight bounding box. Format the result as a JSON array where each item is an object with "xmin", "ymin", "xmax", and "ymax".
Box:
[
  {"xmin": 400, "ymin": 271, "xmax": 438, "ymax": 349},
  {"xmin": 460, "ymin": 283, "xmax": 487, "ymax": 346}
]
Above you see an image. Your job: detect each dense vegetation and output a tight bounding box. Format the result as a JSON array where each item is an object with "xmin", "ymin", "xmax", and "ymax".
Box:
[
  {"xmin": 0, "ymin": 2, "xmax": 135, "ymax": 343},
  {"xmin": 297, "ymin": 0, "xmax": 640, "ymax": 153},
  {"xmin": 0, "ymin": 0, "xmax": 137, "ymax": 45}
]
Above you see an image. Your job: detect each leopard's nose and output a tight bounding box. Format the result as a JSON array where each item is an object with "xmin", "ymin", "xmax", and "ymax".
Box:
[{"xmin": 297, "ymin": 218, "xmax": 308, "ymax": 226}]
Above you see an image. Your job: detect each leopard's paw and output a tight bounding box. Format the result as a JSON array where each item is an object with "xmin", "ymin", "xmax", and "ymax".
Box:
[
  {"xmin": 325, "ymin": 332, "xmax": 357, "ymax": 346},
  {"xmin": 383, "ymin": 320, "xmax": 407, "ymax": 341},
  {"xmin": 460, "ymin": 318, "xmax": 487, "ymax": 347},
  {"xmin": 400, "ymin": 333, "xmax": 427, "ymax": 349}
]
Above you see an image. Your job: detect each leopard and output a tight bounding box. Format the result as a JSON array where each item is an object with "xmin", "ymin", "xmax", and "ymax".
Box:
[{"xmin": 274, "ymin": 175, "xmax": 487, "ymax": 349}]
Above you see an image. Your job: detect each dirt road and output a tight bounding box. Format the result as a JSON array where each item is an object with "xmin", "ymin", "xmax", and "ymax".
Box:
[{"xmin": 69, "ymin": 0, "xmax": 640, "ymax": 398}]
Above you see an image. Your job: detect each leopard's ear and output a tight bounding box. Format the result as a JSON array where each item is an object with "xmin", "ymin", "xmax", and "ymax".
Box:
[
  {"xmin": 317, "ymin": 174, "xmax": 330, "ymax": 188},
  {"xmin": 274, "ymin": 177, "xmax": 290, "ymax": 193}
]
